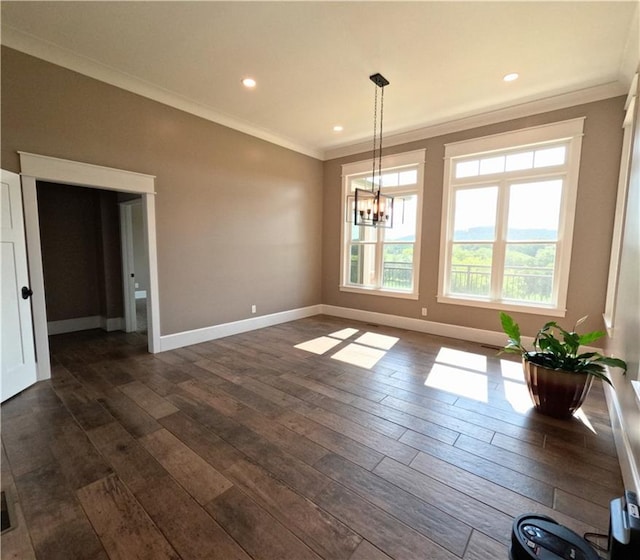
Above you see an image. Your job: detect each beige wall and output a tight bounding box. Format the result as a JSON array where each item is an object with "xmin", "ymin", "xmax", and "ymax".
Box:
[
  {"xmin": 323, "ymin": 97, "xmax": 626, "ymax": 341},
  {"xmin": 1, "ymin": 47, "xmax": 323, "ymax": 336},
  {"xmin": 37, "ymin": 182, "xmax": 102, "ymax": 321},
  {"xmin": 606, "ymin": 75, "xmax": 640, "ymax": 492}
]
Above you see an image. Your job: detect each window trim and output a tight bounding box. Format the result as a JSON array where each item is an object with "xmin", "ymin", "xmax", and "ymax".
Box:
[
  {"xmin": 603, "ymin": 74, "xmax": 637, "ymax": 335},
  {"xmin": 437, "ymin": 118, "xmax": 585, "ymax": 316},
  {"xmin": 340, "ymin": 149, "xmax": 426, "ymax": 299}
]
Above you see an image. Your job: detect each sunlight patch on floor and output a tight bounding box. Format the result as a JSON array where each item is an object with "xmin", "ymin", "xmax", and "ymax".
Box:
[
  {"xmin": 500, "ymin": 359, "xmax": 532, "ymax": 412},
  {"xmin": 329, "ymin": 328, "xmax": 359, "ymax": 340},
  {"xmin": 294, "ymin": 326, "xmax": 393, "ymax": 369},
  {"xmin": 574, "ymin": 408, "xmax": 598, "ymax": 434},
  {"xmin": 500, "ymin": 359, "xmax": 525, "ymax": 381},
  {"xmin": 424, "ymin": 363, "xmax": 489, "ymax": 402},
  {"xmin": 331, "ymin": 343, "xmax": 387, "ymax": 369},
  {"xmin": 502, "ymin": 380, "xmax": 533, "ymax": 413},
  {"xmin": 354, "ymin": 332, "xmax": 399, "ymax": 350},
  {"xmin": 436, "ymin": 347, "xmax": 487, "ymax": 372},
  {"xmin": 294, "ymin": 336, "xmax": 342, "ymax": 355}
]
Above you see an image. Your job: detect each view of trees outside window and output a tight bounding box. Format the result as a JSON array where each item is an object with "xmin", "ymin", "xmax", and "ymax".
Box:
[
  {"xmin": 449, "ymin": 178, "xmax": 562, "ymax": 303},
  {"xmin": 349, "ymin": 194, "xmax": 418, "ymax": 291},
  {"xmin": 347, "ymin": 164, "xmax": 420, "ymax": 293}
]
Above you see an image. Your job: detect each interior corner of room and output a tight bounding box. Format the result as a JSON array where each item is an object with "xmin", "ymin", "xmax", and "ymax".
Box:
[{"xmin": 0, "ymin": 3, "xmax": 639, "ymax": 557}]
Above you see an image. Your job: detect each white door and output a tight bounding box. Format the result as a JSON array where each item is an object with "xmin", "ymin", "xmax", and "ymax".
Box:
[{"xmin": 1, "ymin": 170, "xmax": 37, "ymax": 401}]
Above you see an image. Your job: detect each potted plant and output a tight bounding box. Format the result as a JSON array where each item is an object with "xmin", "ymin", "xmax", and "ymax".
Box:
[{"xmin": 499, "ymin": 312, "xmax": 627, "ymax": 418}]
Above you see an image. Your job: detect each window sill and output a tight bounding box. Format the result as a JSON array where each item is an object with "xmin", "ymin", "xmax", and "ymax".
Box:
[
  {"xmin": 340, "ymin": 285, "xmax": 419, "ymax": 300},
  {"xmin": 436, "ymin": 294, "xmax": 566, "ymax": 317}
]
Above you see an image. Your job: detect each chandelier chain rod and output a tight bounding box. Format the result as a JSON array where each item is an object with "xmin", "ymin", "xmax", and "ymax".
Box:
[
  {"xmin": 378, "ymin": 84, "xmax": 384, "ymax": 190},
  {"xmin": 372, "ymin": 83, "xmax": 378, "ymax": 192}
]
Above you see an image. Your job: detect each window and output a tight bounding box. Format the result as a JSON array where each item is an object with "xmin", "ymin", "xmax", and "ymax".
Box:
[
  {"xmin": 438, "ymin": 119, "xmax": 585, "ymax": 316},
  {"xmin": 341, "ymin": 150, "xmax": 425, "ymax": 299}
]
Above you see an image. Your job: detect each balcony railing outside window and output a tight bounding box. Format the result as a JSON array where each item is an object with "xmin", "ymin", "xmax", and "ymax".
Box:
[
  {"xmin": 350, "ymin": 259, "xmax": 414, "ymax": 290},
  {"xmin": 450, "ymin": 264, "xmax": 553, "ymax": 303},
  {"xmin": 383, "ymin": 261, "xmax": 413, "ymax": 289}
]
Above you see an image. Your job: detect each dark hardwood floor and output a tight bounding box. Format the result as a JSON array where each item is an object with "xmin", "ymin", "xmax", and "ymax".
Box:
[{"xmin": 1, "ymin": 316, "xmax": 622, "ymax": 559}]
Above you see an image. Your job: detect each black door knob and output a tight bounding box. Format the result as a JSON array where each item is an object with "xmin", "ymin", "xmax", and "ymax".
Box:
[{"xmin": 21, "ymin": 286, "xmax": 33, "ymax": 299}]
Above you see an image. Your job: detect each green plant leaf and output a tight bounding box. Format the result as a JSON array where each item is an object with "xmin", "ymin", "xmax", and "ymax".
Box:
[
  {"xmin": 578, "ymin": 330, "xmax": 606, "ymax": 346},
  {"xmin": 499, "ymin": 311, "xmax": 626, "ymax": 389},
  {"xmin": 585, "ymin": 369, "xmax": 614, "ymax": 386},
  {"xmin": 561, "ymin": 329, "xmax": 580, "ymax": 356},
  {"xmin": 576, "ymin": 352, "xmax": 598, "ymax": 360},
  {"xmin": 594, "ymin": 356, "xmax": 628, "ymax": 372},
  {"xmin": 500, "ymin": 312, "xmax": 520, "ymax": 343}
]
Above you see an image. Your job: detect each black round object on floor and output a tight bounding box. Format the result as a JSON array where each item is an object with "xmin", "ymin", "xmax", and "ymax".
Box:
[{"xmin": 510, "ymin": 513, "xmax": 600, "ymax": 559}]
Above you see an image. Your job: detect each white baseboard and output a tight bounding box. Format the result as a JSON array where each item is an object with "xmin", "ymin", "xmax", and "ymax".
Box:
[
  {"xmin": 158, "ymin": 303, "xmax": 512, "ymax": 354},
  {"xmin": 604, "ymin": 379, "xmax": 640, "ymax": 495},
  {"xmin": 101, "ymin": 316, "xmax": 124, "ymax": 332},
  {"xmin": 48, "ymin": 316, "xmax": 101, "ymax": 335},
  {"xmin": 320, "ymin": 304, "xmax": 509, "ymax": 348},
  {"xmin": 135, "ymin": 290, "xmax": 147, "ymax": 299},
  {"xmin": 48, "ymin": 315, "xmax": 124, "ymax": 335},
  {"xmin": 158, "ymin": 305, "xmax": 323, "ymax": 352}
]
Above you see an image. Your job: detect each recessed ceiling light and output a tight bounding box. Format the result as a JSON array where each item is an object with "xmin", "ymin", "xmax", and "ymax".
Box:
[
  {"xmin": 242, "ymin": 77, "xmax": 257, "ymax": 88},
  {"xmin": 333, "ymin": 125, "xmax": 344, "ymax": 132},
  {"xmin": 503, "ymin": 72, "xmax": 519, "ymax": 82}
]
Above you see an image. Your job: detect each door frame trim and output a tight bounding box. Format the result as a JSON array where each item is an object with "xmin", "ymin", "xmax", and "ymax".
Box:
[
  {"xmin": 119, "ymin": 199, "xmax": 141, "ymax": 333},
  {"xmin": 19, "ymin": 152, "xmax": 160, "ymax": 381}
]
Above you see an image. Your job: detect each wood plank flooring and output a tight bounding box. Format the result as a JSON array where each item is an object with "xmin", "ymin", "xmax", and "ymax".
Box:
[{"xmin": 1, "ymin": 316, "xmax": 623, "ymax": 559}]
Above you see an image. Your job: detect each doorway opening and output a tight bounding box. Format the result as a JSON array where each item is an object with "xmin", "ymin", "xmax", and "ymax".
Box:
[
  {"xmin": 37, "ymin": 181, "xmax": 142, "ymax": 340},
  {"xmin": 19, "ymin": 152, "xmax": 159, "ymax": 383}
]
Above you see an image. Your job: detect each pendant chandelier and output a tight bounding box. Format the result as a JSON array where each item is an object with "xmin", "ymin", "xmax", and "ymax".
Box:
[{"xmin": 355, "ymin": 73, "xmax": 393, "ymax": 228}]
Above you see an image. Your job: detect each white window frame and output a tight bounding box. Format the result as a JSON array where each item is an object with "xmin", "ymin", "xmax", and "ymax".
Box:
[
  {"xmin": 340, "ymin": 149, "xmax": 425, "ymax": 300},
  {"xmin": 438, "ymin": 118, "xmax": 585, "ymax": 316},
  {"xmin": 603, "ymin": 74, "xmax": 637, "ymax": 336}
]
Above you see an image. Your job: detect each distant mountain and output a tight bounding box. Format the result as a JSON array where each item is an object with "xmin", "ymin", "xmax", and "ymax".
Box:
[{"xmin": 454, "ymin": 226, "xmax": 556, "ymax": 241}]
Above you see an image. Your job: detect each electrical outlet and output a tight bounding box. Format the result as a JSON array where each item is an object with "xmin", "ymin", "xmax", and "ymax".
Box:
[
  {"xmin": 421, "ymin": 307, "xmax": 428, "ymax": 317},
  {"xmin": 251, "ymin": 304, "xmax": 257, "ymax": 314}
]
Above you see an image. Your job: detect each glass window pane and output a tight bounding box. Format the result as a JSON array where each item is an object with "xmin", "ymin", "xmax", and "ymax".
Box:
[
  {"xmin": 450, "ymin": 244, "xmax": 492, "ymax": 296},
  {"xmin": 382, "ymin": 244, "xmax": 413, "ymax": 290},
  {"xmin": 381, "ymin": 172, "xmax": 399, "ymax": 187},
  {"xmin": 385, "ymin": 195, "xmax": 417, "ymax": 242},
  {"xmin": 507, "ymin": 180, "xmax": 562, "ymax": 241},
  {"xmin": 399, "ymin": 169, "xmax": 418, "ymax": 185},
  {"xmin": 351, "ymin": 224, "xmax": 377, "ymax": 242},
  {"xmin": 502, "ymin": 244, "xmax": 556, "ymax": 303},
  {"xmin": 351, "ymin": 177, "xmax": 373, "ymax": 191},
  {"xmin": 453, "ymin": 187, "xmax": 498, "ymax": 241},
  {"xmin": 455, "ymin": 160, "xmax": 479, "ymax": 178},
  {"xmin": 534, "ymin": 146, "xmax": 566, "ymax": 168},
  {"xmin": 349, "ymin": 244, "xmax": 376, "ymax": 287},
  {"xmin": 479, "ymin": 156, "xmax": 505, "ymax": 175},
  {"xmin": 505, "ymin": 151, "xmax": 534, "ymax": 171}
]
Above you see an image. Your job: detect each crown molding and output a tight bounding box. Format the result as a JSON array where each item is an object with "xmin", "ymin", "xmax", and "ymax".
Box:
[
  {"xmin": 1, "ymin": 26, "xmax": 323, "ymax": 160},
  {"xmin": 3, "ymin": 25, "xmax": 631, "ymax": 163},
  {"xmin": 323, "ymin": 81, "xmax": 627, "ymax": 161}
]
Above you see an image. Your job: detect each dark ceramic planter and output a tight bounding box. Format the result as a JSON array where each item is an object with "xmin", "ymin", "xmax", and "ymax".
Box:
[{"xmin": 522, "ymin": 359, "xmax": 594, "ymax": 419}]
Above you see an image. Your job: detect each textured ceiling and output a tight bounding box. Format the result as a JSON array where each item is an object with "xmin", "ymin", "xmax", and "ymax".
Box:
[{"xmin": 2, "ymin": 1, "xmax": 638, "ymax": 159}]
